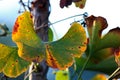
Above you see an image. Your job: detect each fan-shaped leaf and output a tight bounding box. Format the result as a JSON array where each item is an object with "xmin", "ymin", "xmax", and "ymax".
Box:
[
  {"xmin": 85, "ymin": 15, "xmax": 108, "ymax": 45},
  {"xmin": 12, "ymin": 11, "xmax": 45, "ymax": 62},
  {"xmin": 85, "ymin": 15, "xmax": 120, "ymax": 52},
  {"xmin": 12, "ymin": 12, "xmax": 87, "ymax": 70},
  {"xmin": 46, "ymin": 22, "xmax": 87, "ymax": 69},
  {"xmin": 90, "ymin": 48, "xmax": 114, "ymax": 63},
  {"xmin": 0, "ymin": 43, "xmax": 30, "ymax": 77},
  {"xmin": 97, "ymin": 28, "xmax": 120, "ymax": 51}
]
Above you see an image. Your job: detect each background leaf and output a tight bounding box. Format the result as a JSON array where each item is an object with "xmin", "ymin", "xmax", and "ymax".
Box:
[
  {"xmin": 89, "ymin": 48, "xmax": 114, "ymax": 63},
  {"xmin": 46, "ymin": 22, "xmax": 87, "ymax": 70},
  {"xmin": 48, "ymin": 27, "xmax": 53, "ymax": 42},
  {"xmin": 75, "ymin": 56, "xmax": 117, "ymax": 75},
  {"xmin": 85, "ymin": 15, "xmax": 108, "ymax": 46},
  {"xmin": 96, "ymin": 27, "xmax": 120, "ymax": 51},
  {"xmin": 55, "ymin": 70, "xmax": 69, "ymax": 80},
  {"xmin": 85, "ymin": 15, "xmax": 120, "ymax": 52},
  {"xmin": 0, "ymin": 24, "xmax": 10, "ymax": 36},
  {"xmin": 74, "ymin": 0, "xmax": 87, "ymax": 9},
  {"xmin": 0, "ymin": 43, "xmax": 30, "ymax": 77}
]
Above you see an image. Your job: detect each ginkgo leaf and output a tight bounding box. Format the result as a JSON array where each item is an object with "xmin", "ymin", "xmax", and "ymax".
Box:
[
  {"xmin": 85, "ymin": 15, "xmax": 108, "ymax": 44},
  {"xmin": 97, "ymin": 28, "xmax": 120, "ymax": 51},
  {"xmin": 0, "ymin": 43, "xmax": 30, "ymax": 77},
  {"xmin": 12, "ymin": 11, "xmax": 45, "ymax": 62},
  {"xmin": 74, "ymin": 0, "xmax": 87, "ymax": 9},
  {"xmin": 12, "ymin": 11, "xmax": 87, "ymax": 70},
  {"xmin": 85, "ymin": 15, "xmax": 120, "ymax": 52},
  {"xmin": 89, "ymin": 48, "xmax": 114, "ymax": 63},
  {"xmin": 45, "ymin": 22, "xmax": 87, "ymax": 70}
]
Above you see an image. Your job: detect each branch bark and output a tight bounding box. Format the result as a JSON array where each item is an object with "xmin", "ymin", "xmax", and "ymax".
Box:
[
  {"xmin": 29, "ymin": 0, "xmax": 51, "ymax": 80},
  {"xmin": 31, "ymin": 0, "xmax": 50, "ymax": 41}
]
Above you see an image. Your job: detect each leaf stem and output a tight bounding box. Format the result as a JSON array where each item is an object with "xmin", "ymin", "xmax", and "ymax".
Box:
[
  {"xmin": 24, "ymin": 68, "xmax": 36, "ymax": 80},
  {"xmin": 108, "ymin": 67, "xmax": 120, "ymax": 80},
  {"xmin": 77, "ymin": 52, "xmax": 91, "ymax": 80}
]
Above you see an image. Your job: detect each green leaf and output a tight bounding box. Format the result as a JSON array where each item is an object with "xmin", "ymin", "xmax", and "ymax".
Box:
[
  {"xmin": 97, "ymin": 28, "xmax": 120, "ymax": 50},
  {"xmin": 12, "ymin": 11, "xmax": 45, "ymax": 62},
  {"xmin": 46, "ymin": 22, "xmax": 87, "ymax": 70},
  {"xmin": 75, "ymin": 57, "xmax": 94, "ymax": 73},
  {"xmin": 88, "ymin": 56, "xmax": 117, "ymax": 75},
  {"xmin": 75, "ymin": 56, "xmax": 117, "ymax": 75},
  {"xmin": 90, "ymin": 48, "xmax": 114, "ymax": 63},
  {"xmin": 0, "ymin": 43, "xmax": 30, "ymax": 77},
  {"xmin": 75, "ymin": 48, "xmax": 116, "ymax": 75},
  {"xmin": 48, "ymin": 27, "xmax": 53, "ymax": 41}
]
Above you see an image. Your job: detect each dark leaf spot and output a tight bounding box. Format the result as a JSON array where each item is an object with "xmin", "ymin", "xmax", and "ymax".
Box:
[
  {"xmin": 27, "ymin": 30, "xmax": 30, "ymax": 32},
  {"xmin": 12, "ymin": 64, "xmax": 14, "ymax": 67},
  {"xmin": 71, "ymin": 48, "xmax": 74, "ymax": 50},
  {"xmin": 78, "ymin": 46, "xmax": 81, "ymax": 49},
  {"xmin": 84, "ymin": 41, "xmax": 87, "ymax": 45},
  {"xmin": 30, "ymin": 14, "xmax": 33, "ymax": 19},
  {"xmin": 63, "ymin": 72, "xmax": 68, "ymax": 76},
  {"xmin": 74, "ymin": 29, "xmax": 77, "ymax": 32},
  {"xmin": 80, "ymin": 4, "xmax": 84, "ymax": 8},
  {"xmin": 12, "ymin": 19, "xmax": 19, "ymax": 34},
  {"xmin": 16, "ymin": 60, "xmax": 18, "ymax": 63},
  {"xmin": 114, "ymin": 48, "xmax": 120, "ymax": 56}
]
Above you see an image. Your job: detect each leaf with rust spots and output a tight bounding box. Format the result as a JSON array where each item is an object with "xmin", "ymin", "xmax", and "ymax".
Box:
[
  {"xmin": 12, "ymin": 11, "xmax": 45, "ymax": 62},
  {"xmin": 12, "ymin": 12, "xmax": 87, "ymax": 70},
  {"xmin": 46, "ymin": 22, "xmax": 87, "ymax": 69},
  {"xmin": 12, "ymin": 18, "xmax": 19, "ymax": 34},
  {"xmin": 0, "ymin": 43, "xmax": 30, "ymax": 78},
  {"xmin": 74, "ymin": 0, "xmax": 87, "ymax": 9}
]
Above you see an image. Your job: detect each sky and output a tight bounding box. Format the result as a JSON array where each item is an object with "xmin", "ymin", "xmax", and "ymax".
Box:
[
  {"xmin": 50, "ymin": 0, "xmax": 120, "ymax": 39},
  {"xmin": 0, "ymin": 0, "xmax": 120, "ymax": 40}
]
